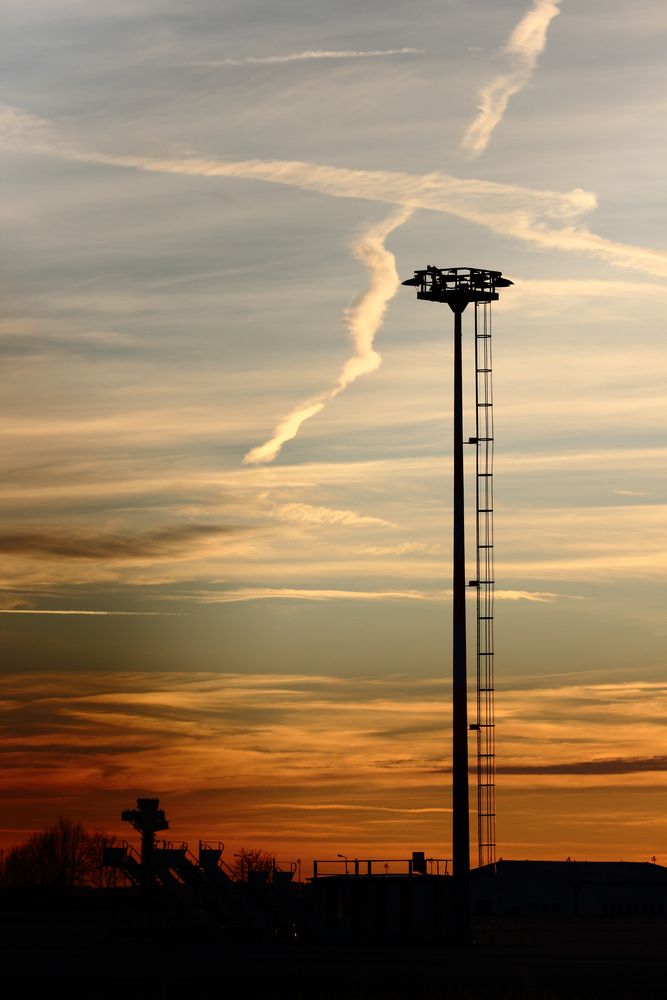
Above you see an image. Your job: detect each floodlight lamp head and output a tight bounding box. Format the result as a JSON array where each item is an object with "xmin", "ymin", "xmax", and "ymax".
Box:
[{"xmin": 401, "ymin": 265, "xmax": 513, "ymax": 311}]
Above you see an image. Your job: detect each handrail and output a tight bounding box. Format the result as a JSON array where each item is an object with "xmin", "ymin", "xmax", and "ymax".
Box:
[
  {"xmin": 312, "ymin": 857, "xmax": 452, "ymax": 878},
  {"xmin": 102, "ymin": 838, "xmax": 141, "ymax": 864},
  {"xmin": 199, "ymin": 840, "xmax": 225, "ymax": 853},
  {"xmin": 274, "ymin": 860, "xmax": 298, "ymax": 875}
]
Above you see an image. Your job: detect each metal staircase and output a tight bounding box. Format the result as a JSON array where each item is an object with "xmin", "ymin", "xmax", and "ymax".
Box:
[
  {"xmin": 102, "ymin": 840, "xmax": 142, "ymax": 885},
  {"xmin": 102, "ymin": 812, "xmax": 305, "ymax": 940}
]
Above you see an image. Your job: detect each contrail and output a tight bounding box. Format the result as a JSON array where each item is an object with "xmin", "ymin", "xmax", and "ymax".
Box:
[
  {"xmin": 243, "ymin": 393, "xmax": 331, "ymax": 466},
  {"xmin": 82, "ymin": 147, "xmax": 665, "ymax": 275},
  {"xmin": 194, "ymin": 48, "xmax": 423, "ymax": 67},
  {"xmin": 3, "ymin": 105, "xmax": 667, "ymax": 277},
  {"xmin": 340, "ymin": 207, "xmax": 415, "ymax": 389},
  {"xmin": 461, "ymin": 0, "xmax": 561, "ymax": 157},
  {"xmin": 243, "ymin": 206, "xmax": 413, "ymax": 464},
  {"xmin": 197, "ymin": 587, "xmax": 572, "ymax": 603},
  {"xmin": 0, "ymin": 609, "xmax": 183, "ymax": 615},
  {"xmin": 245, "ymin": 4, "xmax": 559, "ymax": 460}
]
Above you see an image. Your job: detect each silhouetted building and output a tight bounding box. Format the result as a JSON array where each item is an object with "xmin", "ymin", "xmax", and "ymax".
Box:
[
  {"xmin": 470, "ymin": 861, "xmax": 667, "ymax": 919},
  {"xmin": 309, "ymin": 873, "xmax": 453, "ymax": 944}
]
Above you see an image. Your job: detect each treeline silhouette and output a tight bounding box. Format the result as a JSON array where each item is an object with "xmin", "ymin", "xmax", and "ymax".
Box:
[
  {"xmin": 2, "ymin": 817, "xmax": 111, "ymax": 888},
  {"xmin": 0, "ymin": 816, "xmax": 278, "ymax": 890}
]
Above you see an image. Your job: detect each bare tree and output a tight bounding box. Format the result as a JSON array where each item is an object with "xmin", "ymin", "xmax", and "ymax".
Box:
[
  {"xmin": 232, "ymin": 846, "xmax": 276, "ymax": 881},
  {"xmin": 3, "ymin": 818, "xmax": 108, "ymax": 888}
]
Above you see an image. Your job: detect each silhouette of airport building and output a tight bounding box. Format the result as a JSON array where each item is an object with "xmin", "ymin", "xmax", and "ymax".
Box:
[{"xmin": 101, "ymin": 799, "xmax": 667, "ymax": 943}]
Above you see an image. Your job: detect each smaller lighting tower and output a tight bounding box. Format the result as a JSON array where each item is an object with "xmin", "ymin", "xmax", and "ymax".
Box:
[
  {"xmin": 402, "ymin": 266, "xmax": 512, "ymax": 935},
  {"xmin": 121, "ymin": 797, "xmax": 169, "ymax": 888}
]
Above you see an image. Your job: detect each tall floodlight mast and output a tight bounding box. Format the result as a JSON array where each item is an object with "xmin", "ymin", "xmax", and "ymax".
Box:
[{"xmin": 401, "ymin": 266, "xmax": 512, "ymax": 928}]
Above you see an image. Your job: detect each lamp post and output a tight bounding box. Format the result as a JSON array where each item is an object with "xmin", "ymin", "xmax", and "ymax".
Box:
[{"xmin": 401, "ymin": 266, "xmax": 512, "ymax": 941}]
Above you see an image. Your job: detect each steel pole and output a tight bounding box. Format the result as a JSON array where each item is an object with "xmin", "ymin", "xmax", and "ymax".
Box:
[{"xmin": 451, "ymin": 302, "xmax": 470, "ymax": 940}]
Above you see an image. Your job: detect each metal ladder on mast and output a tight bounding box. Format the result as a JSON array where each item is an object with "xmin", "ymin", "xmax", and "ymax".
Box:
[{"xmin": 474, "ymin": 302, "xmax": 496, "ymax": 868}]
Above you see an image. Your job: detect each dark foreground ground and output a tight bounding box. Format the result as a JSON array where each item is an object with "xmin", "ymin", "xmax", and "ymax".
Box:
[{"xmin": 2, "ymin": 892, "xmax": 666, "ymax": 998}]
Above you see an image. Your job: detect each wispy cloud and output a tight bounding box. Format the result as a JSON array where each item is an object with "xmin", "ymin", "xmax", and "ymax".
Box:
[
  {"xmin": 198, "ymin": 587, "xmax": 435, "ymax": 604},
  {"xmin": 272, "ymin": 502, "xmax": 394, "ymax": 528},
  {"xmin": 193, "ymin": 48, "xmax": 423, "ymax": 67},
  {"xmin": 360, "ymin": 542, "xmax": 442, "ymax": 556},
  {"xmin": 4, "ymin": 105, "xmax": 667, "ymax": 278},
  {"xmin": 613, "ymin": 489, "xmax": 654, "ymax": 498},
  {"xmin": 498, "ymin": 447, "xmax": 667, "ymax": 472},
  {"xmin": 498, "ymin": 755, "xmax": 667, "ymax": 775},
  {"xmin": 197, "ymin": 587, "xmax": 575, "ymax": 604},
  {"xmin": 260, "ymin": 802, "xmax": 449, "ymax": 815},
  {"xmin": 0, "ymin": 609, "xmax": 181, "ymax": 616},
  {"xmin": 0, "ymin": 524, "xmax": 237, "ymax": 561},
  {"xmin": 501, "ymin": 278, "xmax": 667, "ymax": 317},
  {"xmin": 493, "ymin": 589, "xmax": 577, "ymax": 603},
  {"xmin": 461, "ymin": 0, "xmax": 561, "ymax": 157},
  {"xmin": 0, "ymin": 317, "xmax": 135, "ymax": 346},
  {"xmin": 3, "ymin": 672, "xmax": 667, "ymax": 858},
  {"xmin": 243, "ymin": 206, "xmax": 413, "ymax": 464},
  {"xmin": 495, "ymin": 503, "xmax": 667, "ymax": 583}
]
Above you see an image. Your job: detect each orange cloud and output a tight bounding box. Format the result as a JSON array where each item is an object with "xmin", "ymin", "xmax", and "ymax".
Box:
[{"xmin": 2, "ymin": 671, "xmax": 667, "ymax": 865}]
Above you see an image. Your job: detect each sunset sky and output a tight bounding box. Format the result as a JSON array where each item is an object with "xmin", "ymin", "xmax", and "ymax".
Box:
[{"xmin": 2, "ymin": 0, "xmax": 667, "ymax": 870}]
